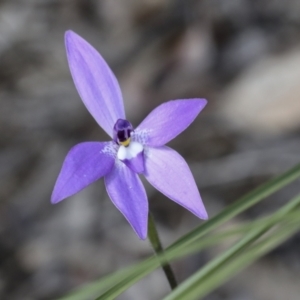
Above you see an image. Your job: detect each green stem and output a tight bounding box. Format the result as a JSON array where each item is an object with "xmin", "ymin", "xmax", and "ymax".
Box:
[{"xmin": 148, "ymin": 212, "xmax": 178, "ymax": 290}]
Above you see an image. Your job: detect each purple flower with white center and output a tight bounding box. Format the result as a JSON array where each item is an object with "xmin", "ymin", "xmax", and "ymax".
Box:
[{"xmin": 51, "ymin": 30, "xmax": 208, "ymax": 240}]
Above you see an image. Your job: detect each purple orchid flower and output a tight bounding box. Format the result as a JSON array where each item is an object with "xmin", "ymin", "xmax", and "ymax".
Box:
[{"xmin": 51, "ymin": 30, "xmax": 208, "ymax": 240}]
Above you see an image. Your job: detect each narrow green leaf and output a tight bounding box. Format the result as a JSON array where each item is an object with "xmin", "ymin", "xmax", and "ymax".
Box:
[
  {"xmin": 163, "ymin": 192, "xmax": 300, "ymax": 300},
  {"xmin": 164, "ymin": 221, "xmax": 300, "ymax": 300}
]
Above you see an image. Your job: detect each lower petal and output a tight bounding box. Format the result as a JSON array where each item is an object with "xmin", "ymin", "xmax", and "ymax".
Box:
[
  {"xmin": 105, "ymin": 162, "xmax": 148, "ymax": 239},
  {"xmin": 51, "ymin": 142, "xmax": 116, "ymax": 204},
  {"xmin": 144, "ymin": 146, "xmax": 208, "ymax": 219}
]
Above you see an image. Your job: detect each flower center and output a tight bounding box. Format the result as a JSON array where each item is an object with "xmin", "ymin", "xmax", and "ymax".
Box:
[{"xmin": 113, "ymin": 119, "xmax": 133, "ymax": 147}]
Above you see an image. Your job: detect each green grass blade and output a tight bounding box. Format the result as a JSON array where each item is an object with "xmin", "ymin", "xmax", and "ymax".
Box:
[
  {"xmin": 164, "ymin": 220, "xmax": 300, "ymax": 300},
  {"xmin": 163, "ymin": 192, "xmax": 300, "ymax": 300}
]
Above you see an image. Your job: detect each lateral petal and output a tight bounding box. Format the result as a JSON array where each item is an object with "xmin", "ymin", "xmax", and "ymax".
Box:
[
  {"xmin": 105, "ymin": 162, "xmax": 148, "ymax": 239},
  {"xmin": 144, "ymin": 146, "xmax": 208, "ymax": 219},
  {"xmin": 65, "ymin": 30, "xmax": 125, "ymax": 137},
  {"xmin": 135, "ymin": 99, "xmax": 207, "ymax": 146},
  {"xmin": 51, "ymin": 142, "xmax": 116, "ymax": 204}
]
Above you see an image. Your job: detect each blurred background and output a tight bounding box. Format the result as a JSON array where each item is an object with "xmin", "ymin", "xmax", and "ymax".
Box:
[{"xmin": 1, "ymin": 0, "xmax": 300, "ymax": 299}]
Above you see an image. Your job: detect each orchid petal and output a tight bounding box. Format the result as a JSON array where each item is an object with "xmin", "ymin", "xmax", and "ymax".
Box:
[
  {"xmin": 136, "ymin": 99, "xmax": 207, "ymax": 146},
  {"xmin": 105, "ymin": 162, "xmax": 148, "ymax": 239},
  {"xmin": 51, "ymin": 142, "xmax": 116, "ymax": 204},
  {"xmin": 65, "ymin": 30, "xmax": 125, "ymax": 137},
  {"xmin": 117, "ymin": 141, "xmax": 145, "ymax": 173},
  {"xmin": 144, "ymin": 146, "xmax": 208, "ymax": 219}
]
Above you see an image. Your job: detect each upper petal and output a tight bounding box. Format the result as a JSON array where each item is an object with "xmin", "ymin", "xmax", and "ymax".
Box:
[
  {"xmin": 51, "ymin": 142, "xmax": 116, "ymax": 204},
  {"xmin": 105, "ymin": 162, "xmax": 148, "ymax": 239},
  {"xmin": 135, "ymin": 99, "xmax": 207, "ymax": 146},
  {"xmin": 65, "ymin": 30, "xmax": 125, "ymax": 137},
  {"xmin": 144, "ymin": 146, "xmax": 208, "ymax": 219}
]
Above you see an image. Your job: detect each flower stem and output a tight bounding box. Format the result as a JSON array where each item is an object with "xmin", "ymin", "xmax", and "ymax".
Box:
[{"xmin": 148, "ymin": 212, "xmax": 178, "ymax": 290}]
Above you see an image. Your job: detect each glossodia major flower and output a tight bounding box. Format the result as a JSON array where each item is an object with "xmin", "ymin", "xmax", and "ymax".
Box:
[{"xmin": 51, "ymin": 30, "xmax": 208, "ymax": 240}]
